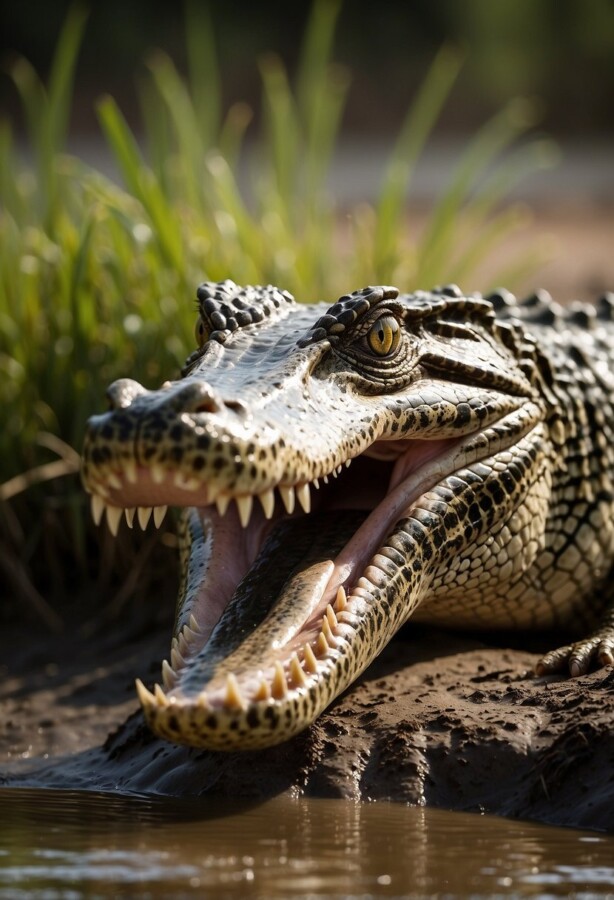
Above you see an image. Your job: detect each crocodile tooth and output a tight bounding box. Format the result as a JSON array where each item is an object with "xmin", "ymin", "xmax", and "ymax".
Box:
[
  {"xmin": 279, "ymin": 484, "xmax": 295, "ymax": 515},
  {"xmin": 106, "ymin": 505, "xmax": 123, "ymax": 536},
  {"xmin": 178, "ymin": 633, "xmax": 190, "ymax": 656},
  {"xmin": 170, "ymin": 647, "xmax": 185, "ymax": 669},
  {"xmin": 153, "ymin": 505, "xmax": 167, "ymax": 528},
  {"xmin": 137, "ymin": 506, "xmax": 152, "ymax": 529},
  {"xmin": 254, "ymin": 679, "xmax": 271, "ymax": 701},
  {"xmin": 326, "ymin": 604, "xmax": 338, "ymax": 628},
  {"xmin": 161, "ymin": 659, "xmax": 175, "ymax": 689},
  {"xmin": 335, "ymin": 585, "xmax": 348, "ymax": 611},
  {"xmin": 206, "ymin": 482, "xmax": 220, "ymax": 503},
  {"xmin": 161, "ymin": 380, "xmax": 172, "ymax": 389},
  {"xmin": 197, "ymin": 692, "xmax": 211, "ymax": 709},
  {"xmin": 171, "ymin": 636, "xmax": 179, "ymax": 653},
  {"xmin": 236, "ymin": 495, "xmax": 253, "ymax": 528},
  {"xmin": 303, "ymin": 643, "xmax": 318, "ymax": 674},
  {"xmin": 154, "ymin": 684, "xmax": 169, "ymax": 706},
  {"xmin": 272, "ymin": 661, "xmax": 288, "ymax": 699},
  {"xmin": 125, "ymin": 460, "xmax": 137, "ymax": 484},
  {"xmin": 189, "ymin": 614, "xmax": 202, "ymax": 633},
  {"xmin": 316, "ymin": 633, "xmax": 329, "ymax": 655},
  {"xmin": 184, "ymin": 625, "xmax": 200, "ymax": 643},
  {"xmin": 296, "ymin": 483, "xmax": 311, "ymax": 514},
  {"xmin": 345, "ymin": 459, "xmax": 352, "ymax": 468},
  {"xmin": 224, "ymin": 673, "xmax": 247, "ymax": 710},
  {"xmin": 323, "ymin": 475, "xmax": 329, "ymax": 485},
  {"xmin": 215, "ymin": 493, "xmax": 231, "ymax": 516},
  {"xmin": 107, "ymin": 472, "xmax": 122, "ymax": 490},
  {"xmin": 290, "ymin": 653, "xmax": 307, "ymax": 687},
  {"xmin": 322, "ymin": 615, "xmax": 337, "ymax": 646},
  {"xmin": 174, "ymin": 472, "xmax": 200, "ymax": 491},
  {"xmin": 151, "ymin": 464, "xmax": 165, "ymax": 485},
  {"xmin": 258, "ymin": 489, "xmax": 275, "ymax": 519},
  {"xmin": 125, "ymin": 507, "xmax": 136, "ymax": 528},
  {"xmin": 135, "ymin": 678, "xmax": 155, "ymax": 706},
  {"xmin": 91, "ymin": 494, "xmax": 105, "ymax": 526},
  {"xmin": 312, "ymin": 478, "xmax": 320, "ymax": 490}
]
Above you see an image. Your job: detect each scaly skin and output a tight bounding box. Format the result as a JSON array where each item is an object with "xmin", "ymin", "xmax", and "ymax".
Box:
[{"xmin": 82, "ymin": 281, "xmax": 614, "ymax": 749}]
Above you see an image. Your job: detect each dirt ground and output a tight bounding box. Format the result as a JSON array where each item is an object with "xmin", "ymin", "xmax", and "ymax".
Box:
[
  {"xmin": 1, "ymin": 201, "xmax": 613, "ymax": 832},
  {"xmin": 2, "ymin": 617, "xmax": 613, "ymax": 833}
]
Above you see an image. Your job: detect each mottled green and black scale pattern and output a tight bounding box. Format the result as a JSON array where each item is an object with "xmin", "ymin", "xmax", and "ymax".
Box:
[{"xmin": 82, "ymin": 280, "xmax": 614, "ymax": 750}]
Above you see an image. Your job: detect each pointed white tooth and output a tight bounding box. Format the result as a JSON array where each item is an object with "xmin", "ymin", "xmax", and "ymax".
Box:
[
  {"xmin": 106, "ymin": 505, "xmax": 122, "ymax": 536},
  {"xmin": 335, "ymin": 585, "xmax": 348, "ymax": 611},
  {"xmin": 296, "ymin": 483, "xmax": 311, "ymax": 514},
  {"xmin": 290, "ymin": 653, "xmax": 307, "ymax": 687},
  {"xmin": 279, "ymin": 484, "xmax": 295, "ymax": 514},
  {"xmin": 171, "ymin": 636, "xmax": 179, "ymax": 653},
  {"xmin": 135, "ymin": 678, "xmax": 155, "ymax": 706},
  {"xmin": 323, "ymin": 475, "xmax": 329, "ymax": 485},
  {"xmin": 170, "ymin": 647, "xmax": 185, "ymax": 669},
  {"xmin": 224, "ymin": 673, "xmax": 247, "ymax": 710},
  {"xmin": 215, "ymin": 493, "xmax": 231, "ymax": 516},
  {"xmin": 206, "ymin": 482, "xmax": 220, "ymax": 503},
  {"xmin": 345, "ymin": 459, "xmax": 352, "ymax": 468},
  {"xmin": 107, "ymin": 472, "xmax": 122, "ymax": 490},
  {"xmin": 151, "ymin": 464, "xmax": 165, "ymax": 485},
  {"xmin": 184, "ymin": 625, "xmax": 200, "ymax": 643},
  {"xmin": 254, "ymin": 679, "xmax": 271, "ymax": 701},
  {"xmin": 313, "ymin": 478, "xmax": 320, "ymax": 490},
  {"xmin": 125, "ymin": 460, "xmax": 137, "ymax": 484},
  {"xmin": 303, "ymin": 643, "xmax": 318, "ymax": 674},
  {"xmin": 316, "ymin": 632, "xmax": 329, "ymax": 656},
  {"xmin": 236, "ymin": 495, "xmax": 253, "ymax": 528},
  {"xmin": 91, "ymin": 494, "xmax": 105, "ymax": 526},
  {"xmin": 161, "ymin": 659, "xmax": 175, "ymax": 689},
  {"xmin": 197, "ymin": 692, "xmax": 211, "ymax": 709},
  {"xmin": 272, "ymin": 661, "xmax": 288, "ymax": 699},
  {"xmin": 162, "ymin": 380, "xmax": 172, "ymax": 389},
  {"xmin": 174, "ymin": 472, "xmax": 200, "ymax": 491},
  {"xmin": 137, "ymin": 506, "xmax": 152, "ymax": 529},
  {"xmin": 189, "ymin": 614, "xmax": 201, "ymax": 633},
  {"xmin": 326, "ymin": 604, "xmax": 338, "ymax": 628},
  {"xmin": 154, "ymin": 684, "xmax": 169, "ymax": 706},
  {"xmin": 153, "ymin": 505, "xmax": 167, "ymax": 528},
  {"xmin": 178, "ymin": 633, "xmax": 190, "ymax": 656},
  {"xmin": 125, "ymin": 507, "xmax": 135, "ymax": 528},
  {"xmin": 322, "ymin": 615, "xmax": 337, "ymax": 647},
  {"xmin": 258, "ymin": 488, "xmax": 275, "ymax": 519}
]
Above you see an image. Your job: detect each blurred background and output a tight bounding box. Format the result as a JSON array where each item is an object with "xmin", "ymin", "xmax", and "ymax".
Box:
[{"xmin": 0, "ymin": 0, "xmax": 613, "ymax": 621}]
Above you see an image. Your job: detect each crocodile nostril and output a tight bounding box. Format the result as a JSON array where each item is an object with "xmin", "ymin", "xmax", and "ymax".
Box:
[{"xmin": 224, "ymin": 399, "xmax": 248, "ymax": 416}]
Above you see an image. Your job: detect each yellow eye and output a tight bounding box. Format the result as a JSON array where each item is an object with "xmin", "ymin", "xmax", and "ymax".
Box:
[
  {"xmin": 366, "ymin": 316, "xmax": 400, "ymax": 356},
  {"xmin": 194, "ymin": 316, "xmax": 210, "ymax": 348}
]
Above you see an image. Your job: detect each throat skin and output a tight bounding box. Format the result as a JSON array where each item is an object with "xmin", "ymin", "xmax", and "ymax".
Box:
[{"xmin": 81, "ymin": 281, "xmax": 614, "ymax": 750}]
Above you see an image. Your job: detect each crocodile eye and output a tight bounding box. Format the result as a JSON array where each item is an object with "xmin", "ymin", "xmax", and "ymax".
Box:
[
  {"xmin": 366, "ymin": 316, "xmax": 400, "ymax": 356},
  {"xmin": 194, "ymin": 316, "xmax": 210, "ymax": 348}
]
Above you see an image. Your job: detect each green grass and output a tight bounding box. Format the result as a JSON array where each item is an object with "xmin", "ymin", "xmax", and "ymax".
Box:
[{"xmin": 0, "ymin": 1, "xmax": 555, "ymax": 621}]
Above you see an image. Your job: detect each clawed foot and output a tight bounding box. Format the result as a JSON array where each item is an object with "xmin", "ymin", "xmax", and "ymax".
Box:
[{"xmin": 536, "ymin": 632, "xmax": 614, "ymax": 677}]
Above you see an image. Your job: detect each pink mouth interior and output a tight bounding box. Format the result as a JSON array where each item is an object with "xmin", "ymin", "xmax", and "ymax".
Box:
[{"xmin": 177, "ymin": 437, "xmax": 462, "ymax": 677}]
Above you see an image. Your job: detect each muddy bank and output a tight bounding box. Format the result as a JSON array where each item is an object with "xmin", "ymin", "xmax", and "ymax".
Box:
[{"xmin": 1, "ymin": 622, "xmax": 613, "ymax": 832}]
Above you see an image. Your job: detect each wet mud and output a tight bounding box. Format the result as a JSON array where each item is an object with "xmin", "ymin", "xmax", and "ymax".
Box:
[{"xmin": 1, "ymin": 622, "xmax": 613, "ymax": 832}]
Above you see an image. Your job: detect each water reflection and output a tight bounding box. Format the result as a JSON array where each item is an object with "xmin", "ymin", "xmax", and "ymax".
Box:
[{"xmin": 0, "ymin": 788, "xmax": 612, "ymax": 897}]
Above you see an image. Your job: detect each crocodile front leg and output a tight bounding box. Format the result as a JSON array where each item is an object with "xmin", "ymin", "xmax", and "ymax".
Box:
[{"xmin": 537, "ymin": 591, "xmax": 614, "ymax": 676}]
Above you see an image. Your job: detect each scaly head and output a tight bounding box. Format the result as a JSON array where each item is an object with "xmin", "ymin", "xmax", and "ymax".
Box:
[{"xmin": 82, "ymin": 280, "xmax": 547, "ymax": 749}]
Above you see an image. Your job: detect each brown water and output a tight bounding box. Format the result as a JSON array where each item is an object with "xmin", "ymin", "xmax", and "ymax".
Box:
[{"xmin": 0, "ymin": 789, "xmax": 613, "ymax": 898}]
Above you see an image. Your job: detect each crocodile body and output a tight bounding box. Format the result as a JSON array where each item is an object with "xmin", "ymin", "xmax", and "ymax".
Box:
[{"xmin": 82, "ymin": 281, "xmax": 614, "ymax": 750}]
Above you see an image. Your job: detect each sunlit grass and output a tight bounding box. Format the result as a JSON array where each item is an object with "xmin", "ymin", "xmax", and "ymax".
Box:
[{"xmin": 0, "ymin": 1, "xmax": 555, "ymax": 616}]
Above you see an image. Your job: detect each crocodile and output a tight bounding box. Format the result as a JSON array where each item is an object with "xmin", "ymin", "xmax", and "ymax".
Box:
[{"xmin": 82, "ymin": 280, "xmax": 614, "ymax": 751}]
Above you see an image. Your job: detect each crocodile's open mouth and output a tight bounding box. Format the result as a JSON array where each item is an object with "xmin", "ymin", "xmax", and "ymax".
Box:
[{"xmin": 87, "ymin": 415, "xmax": 519, "ymax": 748}]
